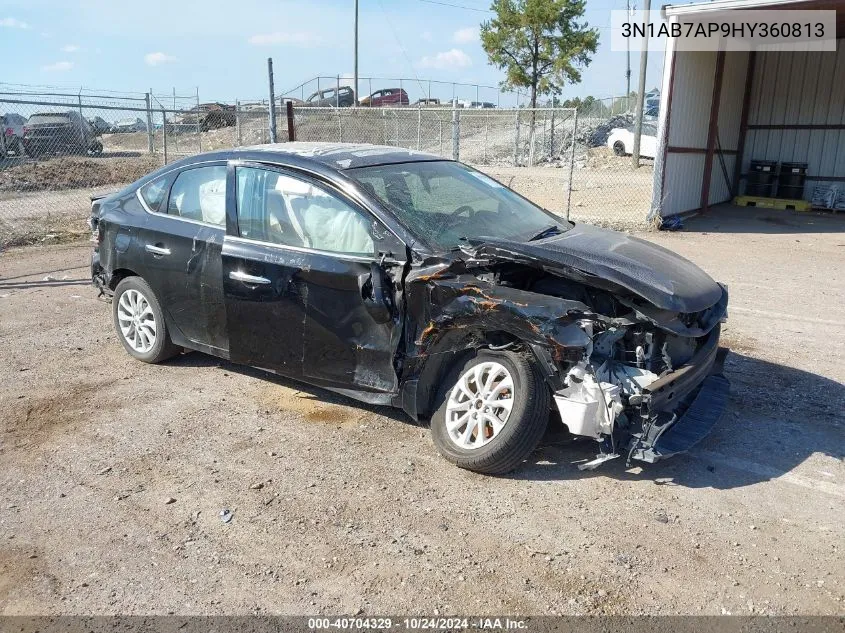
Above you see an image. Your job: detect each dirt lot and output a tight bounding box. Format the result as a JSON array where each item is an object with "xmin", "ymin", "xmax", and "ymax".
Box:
[{"xmin": 0, "ymin": 205, "xmax": 842, "ymax": 616}]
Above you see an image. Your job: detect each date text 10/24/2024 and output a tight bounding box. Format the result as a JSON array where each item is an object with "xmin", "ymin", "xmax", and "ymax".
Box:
[{"xmin": 308, "ymin": 618, "xmax": 528, "ymax": 630}]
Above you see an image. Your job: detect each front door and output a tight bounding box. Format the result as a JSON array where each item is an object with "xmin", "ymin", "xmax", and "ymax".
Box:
[
  {"xmin": 138, "ymin": 163, "xmax": 228, "ymax": 353},
  {"xmin": 222, "ymin": 163, "xmax": 404, "ymax": 395}
]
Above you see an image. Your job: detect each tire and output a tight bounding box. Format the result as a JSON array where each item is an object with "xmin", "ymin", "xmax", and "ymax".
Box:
[
  {"xmin": 430, "ymin": 349, "xmax": 550, "ymax": 475},
  {"xmin": 87, "ymin": 140, "xmax": 103, "ymax": 157},
  {"xmin": 613, "ymin": 141, "xmax": 626, "ymax": 156},
  {"xmin": 112, "ymin": 277, "xmax": 180, "ymax": 364}
]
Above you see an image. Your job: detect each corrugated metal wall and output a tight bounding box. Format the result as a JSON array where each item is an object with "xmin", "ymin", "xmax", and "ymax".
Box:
[
  {"xmin": 710, "ymin": 50, "xmax": 749, "ymax": 205},
  {"xmin": 661, "ymin": 51, "xmax": 717, "ymax": 216},
  {"xmin": 743, "ymin": 40, "xmax": 845, "ymax": 199}
]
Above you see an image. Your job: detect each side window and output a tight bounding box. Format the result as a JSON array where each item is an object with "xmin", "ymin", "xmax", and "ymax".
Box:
[
  {"xmin": 138, "ymin": 175, "xmax": 170, "ymax": 213},
  {"xmin": 166, "ymin": 165, "xmax": 226, "ymax": 226},
  {"xmin": 236, "ymin": 166, "xmax": 375, "ymax": 256}
]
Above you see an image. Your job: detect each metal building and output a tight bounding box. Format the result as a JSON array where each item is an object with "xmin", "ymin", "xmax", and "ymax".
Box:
[{"xmin": 652, "ymin": 0, "xmax": 845, "ymax": 219}]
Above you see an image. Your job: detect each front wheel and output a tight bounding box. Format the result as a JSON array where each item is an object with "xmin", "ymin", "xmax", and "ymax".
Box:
[
  {"xmin": 112, "ymin": 277, "xmax": 180, "ymax": 363},
  {"xmin": 431, "ymin": 350, "xmax": 550, "ymax": 475},
  {"xmin": 87, "ymin": 140, "xmax": 103, "ymax": 157},
  {"xmin": 613, "ymin": 140, "xmax": 626, "ymax": 156}
]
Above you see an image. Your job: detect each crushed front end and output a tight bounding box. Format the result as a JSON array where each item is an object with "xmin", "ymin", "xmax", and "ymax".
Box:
[{"xmin": 556, "ymin": 286, "xmax": 730, "ymax": 468}]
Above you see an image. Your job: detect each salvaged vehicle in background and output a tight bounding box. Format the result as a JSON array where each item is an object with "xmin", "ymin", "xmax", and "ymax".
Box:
[
  {"xmin": 2, "ymin": 113, "xmax": 27, "ymax": 156},
  {"xmin": 306, "ymin": 86, "xmax": 355, "ymax": 107},
  {"xmin": 111, "ymin": 117, "xmax": 147, "ymax": 133},
  {"xmin": 360, "ymin": 88, "xmax": 410, "ymax": 107},
  {"xmin": 172, "ymin": 102, "xmax": 236, "ymax": 132},
  {"xmin": 607, "ymin": 124, "xmax": 657, "ymax": 159},
  {"xmin": 23, "ymin": 111, "xmax": 103, "ymax": 157},
  {"xmin": 90, "ymin": 143, "xmax": 729, "ymax": 474}
]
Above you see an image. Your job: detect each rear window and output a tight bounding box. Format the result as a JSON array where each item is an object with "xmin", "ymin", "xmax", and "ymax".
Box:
[
  {"xmin": 139, "ymin": 176, "xmax": 170, "ymax": 213},
  {"xmin": 27, "ymin": 113, "xmax": 71, "ymax": 125}
]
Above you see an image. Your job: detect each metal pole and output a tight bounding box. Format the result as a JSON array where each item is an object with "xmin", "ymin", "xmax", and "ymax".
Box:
[
  {"xmin": 439, "ymin": 119, "xmax": 443, "ymax": 156},
  {"xmin": 484, "ymin": 109, "xmax": 488, "ymax": 163},
  {"xmin": 513, "ymin": 109, "xmax": 520, "ymax": 166},
  {"xmin": 286, "ymin": 100, "xmax": 296, "ymax": 141},
  {"xmin": 195, "ymin": 87, "xmax": 201, "ymax": 153},
  {"xmin": 145, "ymin": 93, "xmax": 154, "ymax": 153},
  {"xmin": 235, "ymin": 100, "xmax": 242, "ymax": 146},
  {"xmin": 353, "ymin": 0, "xmax": 359, "ymax": 106},
  {"xmin": 77, "ymin": 91, "xmax": 85, "ymax": 147},
  {"xmin": 566, "ymin": 109, "xmax": 578, "ymax": 220},
  {"xmin": 476, "ymin": 84, "xmax": 479, "ymax": 107},
  {"xmin": 416, "ymin": 104, "xmax": 421, "ymax": 150},
  {"xmin": 632, "ymin": 0, "xmax": 651, "ymax": 167},
  {"xmin": 550, "ymin": 107, "xmax": 555, "ymax": 157},
  {"xmin": 268, "ymin": 58, "xmax": 278, "ymax": 143},
  {"xmin": 428, "ymin": 80, "xmax": 431, "ymax": 103},
  {"xmin": 162, "ymin": 108, "xmax": 168, "ymax": 165},
  {"xmin": 338, "ymin": 108, "xmax": 343, "ymax": 142},
  {"xmin": 626, "ymin": 0, "xmax": 632, "ymax": 105},
  {"xmin": 451, "ymin": 103, "xmax": 460, "ymax": 161},
  {"xmin": 336, "ymin": 75, "xmax": 340, "ymax": 108},
  {"xmin": 394, "ymin": 110, "xmax": 399, "ymax": 147}
]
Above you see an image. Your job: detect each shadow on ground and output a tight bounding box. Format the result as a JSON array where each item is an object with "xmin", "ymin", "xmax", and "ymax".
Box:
[
  {"xmin": 674, "ymin": 203, "xmax": 845, "ymax": 235},
  {"xmin": 163, "ymin": 349, "xmax": 844, "ymax": 493}
]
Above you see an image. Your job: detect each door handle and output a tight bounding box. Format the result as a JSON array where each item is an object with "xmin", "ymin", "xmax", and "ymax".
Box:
[
  {"xmin": 230, "ymin": 270, "xmax": 271, "ymax": 285},
  {"xmin": 145, "ymin": 244, "xmax": 171, "ymax": 256}
]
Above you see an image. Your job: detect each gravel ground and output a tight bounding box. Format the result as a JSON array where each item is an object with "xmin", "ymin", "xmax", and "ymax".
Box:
[{"xmin": 0, "ymin": 205, "xmax": 843, "ymax": 616}]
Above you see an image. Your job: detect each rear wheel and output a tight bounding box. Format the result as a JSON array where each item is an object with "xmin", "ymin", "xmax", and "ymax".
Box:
[
  {"xmin": 112, "ymin": 277, "xmax": 180, "ymax": 364},
  {"xmin": 87, "ymin": 140, "xmax": 103, "ymax": 157},
  {"xmin": 613, "ymin": 141, "xmax": 626, "ymax": 156},
  {"xmin": 430, "ymin": 350, "xmax": 550, "ymax": 475}
]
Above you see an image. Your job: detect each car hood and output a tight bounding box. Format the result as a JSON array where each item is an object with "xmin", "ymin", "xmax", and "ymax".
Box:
[{"xmin": 474, "ymin": 223, "xmax": 723, "ymax": 313}]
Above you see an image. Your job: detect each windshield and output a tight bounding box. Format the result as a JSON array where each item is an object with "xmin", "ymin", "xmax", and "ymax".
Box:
[{"xmin": 349, "ymin": 161, "xmax": 569, "ymax": 249}]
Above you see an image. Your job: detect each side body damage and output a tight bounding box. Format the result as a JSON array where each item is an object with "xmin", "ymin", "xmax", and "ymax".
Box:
[{"xmin": 399, "ymin": 245, "xmax": 730, "ymax": 468}]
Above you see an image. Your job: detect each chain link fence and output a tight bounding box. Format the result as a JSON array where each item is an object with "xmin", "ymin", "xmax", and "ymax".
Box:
[{"xmin": 1, "ymin": 89, "xmax": 654, "ymax": 248}]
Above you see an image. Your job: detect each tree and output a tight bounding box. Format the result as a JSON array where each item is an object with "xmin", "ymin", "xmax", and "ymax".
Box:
[{"xmin": 481, "ymin": 0, "xmax": 598, "ymax": 110}]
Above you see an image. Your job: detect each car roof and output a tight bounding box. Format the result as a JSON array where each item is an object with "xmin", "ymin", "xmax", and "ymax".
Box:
[{"xmin": 200, "ymin": 142, "xmax": 446, "ymax": 170}]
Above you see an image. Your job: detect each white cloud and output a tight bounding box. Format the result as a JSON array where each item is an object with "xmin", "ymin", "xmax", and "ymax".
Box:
[
  {"xmin": 145, "ymin": 52, "xmax": 176, "ymax": 66},
  {"xmin": 61, "ymin": 44, "xmax": 79, "ymax": 53},
  {"xmin": 452, "ymin": 27, "xmax": 478, "ymax": 44},
  {"xmin": 0, "ymin": 17, "xmax": 29, "ymax": 29},
  {"xmin": 247, "ymin": 32, "xmax": 323, "ymax": 47},
  {"xmin": 417, "ymin": 48, "xmax": 472, "ymax": 70},
  {"xmin": 42, "ymin": 61, "xmax": 73, "ymax": 72}
]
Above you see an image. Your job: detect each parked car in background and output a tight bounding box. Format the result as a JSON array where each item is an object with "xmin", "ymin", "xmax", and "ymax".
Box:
[
  {"xmin": 606, "ymin": 124, "xmax": 657, "ymax": 159},
  {"xmin": 1, "ymin": 113, "xmax": 26, "ymax": 156},
  {"xmin": 305, "ymin": 86, "xmax": 355, "ymax": 107},
  {"xmin": 88, "ymin": 116, "xmax": 112, "ymax": 136},
  {"xmin": 360, "ymin": 88, "xmax": 409, "ymax": 107},
  {"xmin": 112, "ymin": 117, "xmax": 147, "ymax": 133},
  {"xmin": 469, "ymin": 101, "xmax": 496, "ymax": 109},
  {"xmin": 414, "ymin": 98, "xmax": 440, "ymax": 106},
  {"xmin": 173, "ymin": 103, "xmax": 236, "ymax": 132},
  {"xmin": 89, "ymin": 142, "xmax": 729, "ymax": 476},
  {"xmin": 23, "ymin": 111, "xmax": 103, "ymax": 158}
]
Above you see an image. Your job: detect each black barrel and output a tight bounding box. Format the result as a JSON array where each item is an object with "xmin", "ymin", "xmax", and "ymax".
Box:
[
  {"xmin": 777, "ymin": 162, "xmax": 808, "ymax": 200},
  {"xmin": 746, "ymin": 160, "xmax": 778, "ymax": 197}
]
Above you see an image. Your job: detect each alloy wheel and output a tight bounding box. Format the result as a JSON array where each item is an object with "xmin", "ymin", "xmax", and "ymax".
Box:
[
  {"xmin": 445, "ymin": 361, "xmax": 515, "ymax": 450},
  {"xmin": 116, "ymin": 288, "xmax": 157, "ymax": 353}
]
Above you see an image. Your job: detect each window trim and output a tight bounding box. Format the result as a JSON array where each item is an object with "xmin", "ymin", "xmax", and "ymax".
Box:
[
  {"xmin": 135, "ymin": 160, "xmax": 227, "ymax": 229},
  {"xmin": 229, "ymin": 160, "xmax": 405, "ymax": 261}
]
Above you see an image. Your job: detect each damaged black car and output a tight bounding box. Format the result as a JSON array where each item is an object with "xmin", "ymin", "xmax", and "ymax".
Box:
[{"xmin": 90, "ymin": 142, "xmax": 729, "ymax": 475}]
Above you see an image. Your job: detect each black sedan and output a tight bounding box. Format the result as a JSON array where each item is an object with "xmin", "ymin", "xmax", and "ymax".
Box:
[{"xmin": 90, "ymin": 142, "xmax": 729, "ymax": 474}]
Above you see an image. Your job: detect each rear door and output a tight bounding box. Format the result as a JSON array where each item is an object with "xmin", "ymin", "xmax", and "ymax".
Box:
[
  {"xmin": 137, "ymin": 162, "xmax": 229, "ymax": 353},
  {"xmin": 222, "ymin": 162, "xmax": 406, "ymax": 394}
]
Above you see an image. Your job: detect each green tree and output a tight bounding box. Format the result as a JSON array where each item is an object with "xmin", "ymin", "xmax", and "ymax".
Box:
[{"xmin": 481, "ymin": 0, "xmax": 598, "ymax": 110}]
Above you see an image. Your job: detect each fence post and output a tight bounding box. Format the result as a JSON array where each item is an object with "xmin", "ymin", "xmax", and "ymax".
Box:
[
  {"xmin": 336, "ymin": 75, "xmax": 340, "ymax": 107},
  {"xmin": 337, "ymin": 108, "xmax": 343, "ymax": 142},
  {"xmin": 77, "ymin": 91, "xmax": 86, "ymax": 147},
  {"xmin": 394, "ymin": 110, "xmax": 400, "ymax": 147},
  {"xmin": 235, "ymin": 100, "xmax": 242, "ymax": 146},
  {"xmin": 451, "ymin": 104, "xmax": 460, "ymax": 161},
  {"xmin": 145, "ymin": 93, "xmax": 154, "ymax": 153},
  {"xmin": 416, "ymin": 104, "xmax": 421, "ymax": 150},
  {"xmin": 268, "ymin": 59, "xmax": 278, "ymax": 143},
  {"xmin": 550, "ymin": 108, "xmax": 556, "ymax": 158},
  {"xmin": 438, "ymin": 119, "xmax": 443, "ymax": 156},
  {"xmin": 162, "ymin": 108, "xmax": 168, "ymax": 165},
  {"xmin": 196, "ymin": 87, "xmax": 202, "ymax": 153},
  {"xmin": 528, "ymin": 111, "xmax": 536, "ymax": 167},
  {"xmin": 286, "ymin": 101, "xmax": 296, "ymax": 141},
  {"xmin": 565, "ymin": 109, "xmax": 578, "ymax": 221},
  {"xmin": 513, "ymin": 109, "xmax": 520, "ymax": 166},
  {"xmin": 484, "ymin": 109, "xmax": 489, "ymax": 163}
]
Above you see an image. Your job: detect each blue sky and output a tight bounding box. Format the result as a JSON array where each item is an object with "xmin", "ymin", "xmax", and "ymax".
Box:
[{"xmin": 0, "ymin": 0, "xmax": 666, "ymax": 106}]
